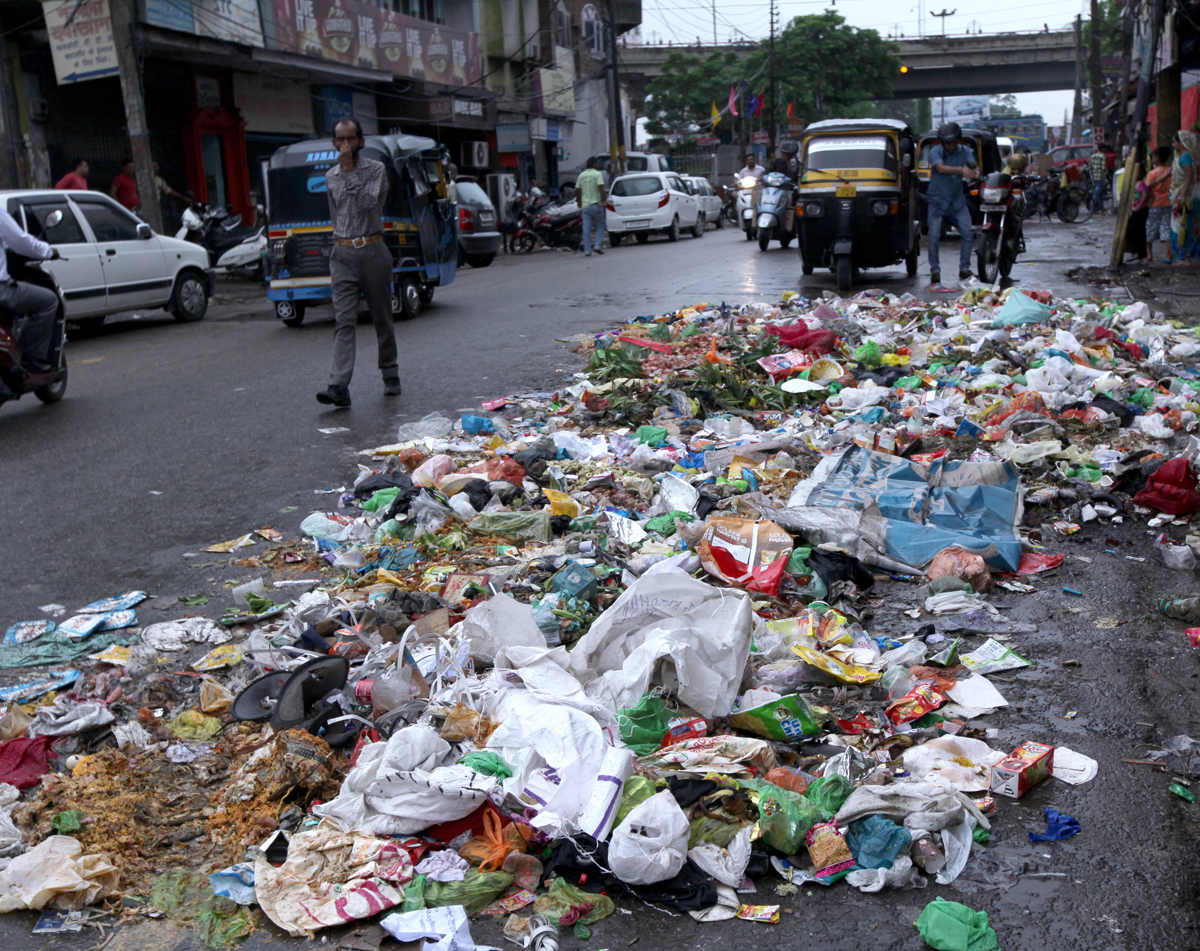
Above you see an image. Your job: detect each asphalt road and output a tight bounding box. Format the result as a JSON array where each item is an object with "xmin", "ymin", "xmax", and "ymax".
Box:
[{"xmin": 6, "ymin": 216, "xmax": 1194, "ymax": 951}]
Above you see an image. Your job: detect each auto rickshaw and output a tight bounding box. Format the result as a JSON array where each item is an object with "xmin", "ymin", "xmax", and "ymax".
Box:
[
  {"xmin": 795, "ymin": 118, "xmax": 919, "ymax": 294},
  {"xmin": 264, "ymin": 134, "xmax": 457, "ymax": 327},
  {"xmin": 915, "ymin": 127, "xmax": 1003, "ymax": 233}
]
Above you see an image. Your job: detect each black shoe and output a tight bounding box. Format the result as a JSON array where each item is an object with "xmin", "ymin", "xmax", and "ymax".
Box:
[
  {"xmin": 383, "ymin": 377, "xmax": 402, "ymax": 396},
  {"xmin": 959, "ymin": 269, "xmax": 973, "ymax": 280},
  {"xmin": 929, "ymin": 272, "xmax": 940, "ymax": 286},
  {"xmin": 22, "ymin": 360, "xmax": 53, "ymax": 375},
  {"xmin": 594, "ymin": 248, "xmax": 605, "ymax": 255},
  {"xmin": 316, "ymin": 385, "xmax": 351, "ymax": 407}
]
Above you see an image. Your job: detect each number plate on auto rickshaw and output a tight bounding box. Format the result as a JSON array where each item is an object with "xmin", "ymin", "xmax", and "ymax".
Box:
[{"xmin": 836, "ymin": 185, "xmax": 857, "ymax": 197}]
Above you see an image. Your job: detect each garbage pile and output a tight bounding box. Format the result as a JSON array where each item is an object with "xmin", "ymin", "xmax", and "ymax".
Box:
[{"xmin": 4, "ymin": 282, "xmax": 1200, "ymax": 947}]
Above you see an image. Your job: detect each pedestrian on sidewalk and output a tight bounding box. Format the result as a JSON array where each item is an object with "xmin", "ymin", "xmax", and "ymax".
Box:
[
  {"xmin": 1171, "ymin": 131, "xmax": 1200, "ymax": 265},
  {"xmin": 110, "ymin": 160, "xmax": 140, "ymax": 212},
  {"xmin": 1145, "ymin": 145, "xmax": 1173, "ymax": 263},
  {"xmin": 925, "ymin": 121, "xmax": 979, "ymax": 290},
  {"xmin": 1127, "ymin": 168, "xmax": 1150, "ymax": 264},
  {"xmin": 55, "ymin": 159, "xmax": 88, "ymax": 191},
  {"xmin": 577, "ymin": 157, "xmax": 607, "ymax": 257},
  {"xmin": 315, "ymin": 117, "xmax": 400, "ymax": 408}
]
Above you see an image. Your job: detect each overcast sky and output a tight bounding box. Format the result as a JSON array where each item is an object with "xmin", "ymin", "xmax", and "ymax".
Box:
[{"xmin": 633, "ymin": 0, "xmax": 1093, "ymax": 128}]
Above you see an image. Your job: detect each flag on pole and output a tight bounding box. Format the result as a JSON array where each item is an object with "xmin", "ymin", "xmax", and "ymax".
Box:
[
  {"xmin": 710, "ymin": 101, "xmax": 721, "ymax": 127},
  {"xmin": 787, "ymin": 102, "xmax": 795, "ymax": 118},
  {"xmin": 728, "ymin": 86, "xmax": 739, "ymax": 117},
  {"xmin": 747, "ymin": 90, "xmax": 762, "ymax": 118}
]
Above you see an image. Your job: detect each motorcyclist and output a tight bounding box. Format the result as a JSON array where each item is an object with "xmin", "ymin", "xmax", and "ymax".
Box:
[
  {"xmin": 926, "ymin": 121, "xmax": 980, "ymax": 289},
  {"xmin": 0, "ymin": 207, "xmax": 59, "ymax": 376},
  {"xmin": 768, "ymin": 140, "xmax": 799, "ymax": 176},
  {"xmin": 737, "ymin": 153, "xmax": 764, "ymax": 183}
]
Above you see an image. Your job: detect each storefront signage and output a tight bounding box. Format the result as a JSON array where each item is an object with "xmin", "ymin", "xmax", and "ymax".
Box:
[
  {"xmin": 43, "ymin": 0, "xmax": 119, "ymax": 85},
  {"xmin": 266, "ymin": 0, "xmax": 480, "ymax": 85},
  {"xmin": 496, "ymin": 123, "xmax": 531, "ymax": 152},
  {"xmin": 143, "ymin": 0, "xmax": 264, "ymax": 47},
  {"xmin": 233, "ymin": 72, "xmax": 314, "ymax": 134}
]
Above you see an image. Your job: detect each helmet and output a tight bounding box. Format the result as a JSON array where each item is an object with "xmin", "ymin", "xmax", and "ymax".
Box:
[
  {"xmin": 779, "ymin": 139, "xmax": 799, "ymax": 156},
  {"xmin": 937, "ymin": 121, "xmax": 962, "ymax": 146},
  {"xmin": 1007, "ymin": 152, "xmax": 1029, "ymax": 171}
]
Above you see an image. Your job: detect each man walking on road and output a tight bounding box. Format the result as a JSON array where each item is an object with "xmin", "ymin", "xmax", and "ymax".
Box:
[
  {"xmin": 577, "ymin": 157, "xmax": 606, "ymax": 256},
  {"xmin": 55, "ymin": 159, "xmax": 88, "ymax": 190},
  {"xmin": 926, "ymin": 121, "xmax": 979, "ymax": 290},
  {"xmin": 1090, "ymin": 143, "xmax": 1109, "ymax": 215},
  {"xmin": 110, "ymin": 160, "xmax": 140, "ymax": 212},
  {"xmin": 315, "ymin": 117, "xmax": 400, "ymax": 408}
]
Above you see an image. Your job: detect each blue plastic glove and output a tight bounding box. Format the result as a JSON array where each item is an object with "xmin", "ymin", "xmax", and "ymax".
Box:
[{"xmin": 1028, "ymin": 807, "xmax": 1081, "ymax": 842}]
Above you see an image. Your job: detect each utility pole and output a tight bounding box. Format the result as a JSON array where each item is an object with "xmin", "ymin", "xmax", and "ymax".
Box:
[
  {"xmin": 0, "ymin": 33, "xmax": 25, "ymax": 189},
  {"xmin": 930, "ymin": 9, "xmax": 955, "ymax": 36},
  {"xmin": 110, "ymin": 0, "xmax": 162, "ymax": 233},
  {"xmin": 768, "ymin": 0, "xmax": 776, "ymax": 148},
  {"xmin": 712, "ymin": 0, "xmax": 717, "ymax": 46},
  {"xmin": 1089, "ymin": 0, "xmax": 1103, "ymax": 141},
  {"xmin": 604, "ymin": 0, "xmax": 626, "ymax": 175},
  {"xmin": 1072, "ymin": 14, "xmax": 1083, "ymax": 142}
]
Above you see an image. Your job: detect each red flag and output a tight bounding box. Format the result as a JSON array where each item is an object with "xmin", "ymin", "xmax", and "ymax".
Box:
[
  {"xmin": 787, "ymin": 102, "xmax": 794, "ymax": 118},
  {"xmin": 754, "ymin": 90, "xmax": 764, "ymax": 118}
]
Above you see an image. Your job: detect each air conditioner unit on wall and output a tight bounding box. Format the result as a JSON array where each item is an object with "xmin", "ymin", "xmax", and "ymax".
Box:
[{"xmin": 462, "ymin": 141, "xmax": 489, "ymax": 167}]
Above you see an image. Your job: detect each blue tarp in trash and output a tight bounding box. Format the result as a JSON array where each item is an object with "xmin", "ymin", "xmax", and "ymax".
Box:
[{"xmin": 796, "ymin": 447, "xmax": 1023, "ymax": 571}]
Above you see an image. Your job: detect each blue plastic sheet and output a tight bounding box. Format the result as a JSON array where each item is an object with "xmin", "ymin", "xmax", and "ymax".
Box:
[
  {"xmin": 845, "ymin": 814, "xmax": 911, "ymax": 869},
  {"xmin": 803, "ymin": 447, "xmax": 1024, "ymax": 571},
  {"xmin": 991, "ymin": 290, "xmax": 1051, "ymax": 327}
]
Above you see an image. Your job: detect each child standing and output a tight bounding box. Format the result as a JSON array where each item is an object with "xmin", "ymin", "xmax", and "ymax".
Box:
[{"xmin": 1146, "ymin": 145, "xmax": 1173, "ymax": 262}]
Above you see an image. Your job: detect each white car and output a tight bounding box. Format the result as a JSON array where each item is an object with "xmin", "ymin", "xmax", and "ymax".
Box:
[
  {"xmin": 680, "ymin": 175, "xmax": 723, "ymax": 229},
  {"xmin": 3, "ymin": 189, "xmax": 213, "ymax": 324},
  {"xmin": 605, "ymin": 172, "xmax": 702, "ymax": 245}
]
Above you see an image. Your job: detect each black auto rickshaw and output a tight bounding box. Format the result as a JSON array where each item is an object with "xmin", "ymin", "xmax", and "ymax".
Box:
[
  {"xmin": 795, "ymin": 118, "xmax": 919, "ymax": 294},
  {"xmin": 265, "ymin": 135, "xmax": 457, "ymax": 327},
  {"xmin": 915, "ymin": 128, "xmax": 1003, "ymax": 232}
]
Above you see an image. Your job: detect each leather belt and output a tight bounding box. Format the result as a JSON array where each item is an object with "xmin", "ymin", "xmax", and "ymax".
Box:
[{"xmin": 334, "ymin": 234, "xmax": 383, "ymax": 247}]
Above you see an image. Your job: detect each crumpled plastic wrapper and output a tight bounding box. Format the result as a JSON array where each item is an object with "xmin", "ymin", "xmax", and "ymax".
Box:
[
  {"xmin": 0, "ymin": 835, "xmax": 119, "ymax": 911},
  {"xmin": 820, "ymin": 745, "xmax": 879, "ymax": 785},
  {"xmin": 141, "ymin": 618, "xmax": 230, "ymax": 653},
  {"xmin": 0, "ymin": 783, "xmax": 23, "ymax": 859},
  {"xmin": 28, "ymin": 699, "xmax": 115, "ymax": 737},
  {"xmin": 254, "ymin": 819, "xmax": 413, "ymax": 936}
]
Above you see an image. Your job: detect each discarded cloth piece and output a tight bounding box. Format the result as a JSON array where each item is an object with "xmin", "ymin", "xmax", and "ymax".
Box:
[
  {"xmin": 835, "ymin": 781, "xmax": 991, "ymax": 833},
  {"xmin": 1028, "ymin": 808, "xmax": 1080, "ymax": 842},
  {"xmin": 0, "ymin": 629, "xmax": 134, "ymax": 669},
  {"xmin": 0, "ymin": 736, "xmax": 56, "ymax": 790},
  {"xmin": 0, "ymin": 836, "xmax": 120, "ymax": 911},
  {"xmin": 253, "ymin": 821, "xmax": 414, "ymax": 936},
  {"xmin": 28, "ymin": 699, "xmax": 115, "ymax": 737},
  {"xmin": 416, "ymin": 850, "xmax": 470, "ymax": 883}
]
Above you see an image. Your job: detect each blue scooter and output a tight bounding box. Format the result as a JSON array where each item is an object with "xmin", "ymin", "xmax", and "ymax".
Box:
[{"xmin": 755, "ymin": 171, "xmax": 797, "ymax": 250}]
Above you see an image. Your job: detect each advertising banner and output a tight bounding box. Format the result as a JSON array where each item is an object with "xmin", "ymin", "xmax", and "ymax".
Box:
[{"xmin": 269, "ymin": 0, "xmax": 480, "ymax": 84}]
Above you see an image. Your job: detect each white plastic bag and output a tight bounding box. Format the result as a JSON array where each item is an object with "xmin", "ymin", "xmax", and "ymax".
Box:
[
  {"xmin": 396, "ymin": 412, "xmax": 454, "ymax": 442},
  {"xmin": 460, "ymin": 594, "xmax": 546, "ymax": 666},
  {"xmin": 687, "ymin": 824, "xmax": 752, "ymax": 887},
  {"xmin": 608, "ymin": 790, "xmax": 690, "ymax": 885}
]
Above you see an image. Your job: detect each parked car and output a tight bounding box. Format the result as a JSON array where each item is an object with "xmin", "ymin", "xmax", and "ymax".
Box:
[
  {"xmin": 604, "ymin": 171, "xmax": 702, "ymax": 245},
  {"xmin": 680, "ymin": 175, "xmax": 723, "ymax": 229},
  {"xmin": 454, "ymin": 176, "xmax": 500, "ymax": 268},
  {"xmin": 1051, "ymin": 143, "xmax": 1114, "ymax": 172},
  {"xmin": 4, "ymin": 189, "xmax": 212, "ymax": 324},
  {"xmin": 593, "ymin": 151, "xmax": 671, "ymax": 184}
]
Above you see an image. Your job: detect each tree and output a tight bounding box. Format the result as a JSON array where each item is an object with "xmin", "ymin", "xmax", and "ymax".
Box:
[
  {"xmin": 1083, "ymin": 0, "xmax": 1123, "ymax": 59},
  {"xmin": 644, "ymin": 51, "xmax": 743, "ymax": 136},
  {"xmin": 989, "ymin": 94, "xmax": 1021, "ymax": 119},
  {"xmin": 744, "ymin": 11, "xmax": 899, "ymax": 127}
]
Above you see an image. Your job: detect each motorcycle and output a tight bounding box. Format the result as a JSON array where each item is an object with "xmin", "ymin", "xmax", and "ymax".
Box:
[
  {"xmin": 976, "ymin": 171, "xmax": 1027, "ymax": 284},
  {"xmin": 511, "ymin": 199, "xmax": 582, "ymax": 253},
  {"xmin": 756, "ymin": 171, "xmax": 797, "ymax": 250},
  {"xmin": 1020, "ymin": 171, "xmax": 1094, "ymax": 224},
  {"xmin": 0, "ymin": 212, "xmax": 68, "ymax": 409},
  {"xmin": 737, "ymin": 176, "xmax": 758, "ymax": 240},
  {"xmin": 176, "ymin": 203, "xmax": 267, "ymax": 280}
]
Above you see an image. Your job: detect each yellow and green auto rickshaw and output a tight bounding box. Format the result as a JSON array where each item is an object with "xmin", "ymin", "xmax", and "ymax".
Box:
[
  {"xmin": 795, "ymin": 118, "xmax": 919, "ymax": 293},
  {"xmin": 264, "ymin": 134, "xmax": 457, "ymax": 327}
]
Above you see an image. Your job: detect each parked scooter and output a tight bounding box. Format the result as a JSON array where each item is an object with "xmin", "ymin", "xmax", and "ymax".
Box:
[
  {"xmin": 976, "ymin": 170, "xmax": 1027, "ymax": 284},
  {"xmin": 736, "ymin": 176, "xmax": 758, "ymax": 240},
  {"xmin": 176, "ymin": 203, "xmax": 267, "ymax": 280},
  {"xmin": 0, "ymin": 212, "xmax": 68, "ymax": 409},
  {"xmin": 756, "ymin": 171, "xmax": 797, "ymax": 250},
  {"xmin": 511, "ymin": 199, "xmax": 582, "ymax": 253}
]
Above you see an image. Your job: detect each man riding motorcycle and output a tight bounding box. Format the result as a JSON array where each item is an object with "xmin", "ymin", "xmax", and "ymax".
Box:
[
  {"xmin": 768, "ymin": 139, "xmax": 800, "ymax": 176},
  {"xmin": 0, "ymin": 207, "xmax": 59, "ymax": 391}
]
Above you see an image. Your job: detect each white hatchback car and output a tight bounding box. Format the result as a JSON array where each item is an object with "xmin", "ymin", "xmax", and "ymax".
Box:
[
  {"xmin": 3, "ymin": 190, "xmax": 213, "ymax": 324},
  {"xmin": 680, "ymin": 175, "xmax": 723, "ymax": 229},
  {"xmin": 605, "ymin": 172, "xmax": 702, "ymax": 245}
]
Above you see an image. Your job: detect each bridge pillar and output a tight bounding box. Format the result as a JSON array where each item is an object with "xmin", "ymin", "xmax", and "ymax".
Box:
[{"xmin": 1157, "ymin": 63, "xmax": 1181, "ymax": 147}]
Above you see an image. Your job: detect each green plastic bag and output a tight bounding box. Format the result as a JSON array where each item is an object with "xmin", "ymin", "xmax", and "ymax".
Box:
[
  {"xmin": 149, "ymin": 870, "xmax": 256, "ymax": 949},
  {"xmin": 361, "ymin": 487, "xmax": 401, "ymax": 512},
  {"xmin": 688, "ymin": 815, "xmax": 741, "ymax": 849},
  {"xmin": 533, "ymin": 877, "xmax": 616, "ymax": 925},
  {"xmin": 616, "ymin": 694, "xmax": 671, "ymax": 755},
  {"xmin": 645, "ymin": 510, "xmax": 694, "ymax": 537},
  {"xmin": 805, "ymin": 774, "xmax": 853, "ymax": 815},
  {"xmin": 425, "ymin": 870, "xmax": 512, "ymax": 915},
  {"xmin": 852, "ymin": 340, "xmax": 882, "ymax": 367},
  {"xmin": 751, "ymin": 782, "xmax": 831, "ymax": 854},
  {"xmin": 914, "ymin": 897, "xmax": 999, "ymax": 951},
  {"xmin": 636, "ymin": 425, "xmax": 669, "ymax": 446},
  {"xmin": 729, "ymin": 693, "xmax": 821, "ymax": 741},
  {"xmin": 51, "ymin": 810, "xmax": 85, "ymax": 834},
  {"xmin": 459, "ymin": 750, "xmax": 513, "ymax": 780},
  {"xmin": 468, "ymin": 512, "xmax": 552, "ymax": 542},
  {"xmin": 615, "ymin": 776, "xmax": 657, "ymax": 825},
  {"xmin": 400, "ymin": 874, "xmax": 427, "ymax": 912}
]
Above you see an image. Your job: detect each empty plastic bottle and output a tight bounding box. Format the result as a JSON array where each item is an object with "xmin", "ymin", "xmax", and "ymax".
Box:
[{"xmin": 1161, "ymin": 598, "xmax": 1200, "ymax": 623}]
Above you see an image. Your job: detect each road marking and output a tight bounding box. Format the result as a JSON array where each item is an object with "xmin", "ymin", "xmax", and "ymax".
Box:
[{"xmin": 78, "ymin": 357, "xmax": 104, "ymax": 365}]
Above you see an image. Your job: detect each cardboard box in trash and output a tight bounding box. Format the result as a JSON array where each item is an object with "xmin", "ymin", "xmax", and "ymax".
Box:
[{"xmin": 989, "ymin": 740, "xmax": 1054, "ymax": 799}]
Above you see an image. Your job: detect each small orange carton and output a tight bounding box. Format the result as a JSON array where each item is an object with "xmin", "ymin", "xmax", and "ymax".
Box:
[{"xmin": 989, "ymin": 740, "xmax": 1054, "ymax": 799}]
